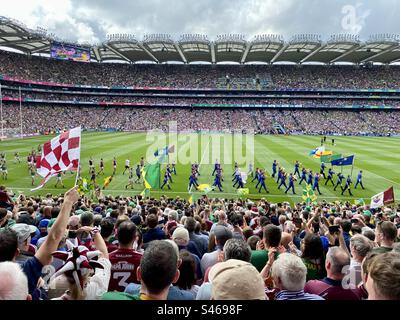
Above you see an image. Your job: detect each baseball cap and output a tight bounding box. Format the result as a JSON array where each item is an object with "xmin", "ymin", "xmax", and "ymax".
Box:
[
  {"xmin": 172, "ymin": 227, "xmax": 189, "ymax": 246},
  {"xmin": 214, "ymin": 225, "xmax": 233, "ymax": 243},
  {"xmin": 39, "ymin": 219, "xmax": 50, "ymax": 229},
  {"xmin": 363, "ymin": 210, "xmax": 372, "ymax": 217},
  {"xmin": 11, "ymin": 223, "xmax": 37, "ymax": 244},
  {"xmin": 209, "ymin": 259, "xmax": 266, "ymax": 300}
]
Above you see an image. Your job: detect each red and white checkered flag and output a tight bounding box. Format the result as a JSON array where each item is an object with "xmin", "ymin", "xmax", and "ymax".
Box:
[{"xmin": 31, "ymin": 127, "xmax": 81, "ymax": 191}]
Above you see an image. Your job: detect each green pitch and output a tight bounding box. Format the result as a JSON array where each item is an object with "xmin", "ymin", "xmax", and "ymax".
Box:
[{"xmin": 1, "ymin": 132, "xmax": 399, "ymax": 204}]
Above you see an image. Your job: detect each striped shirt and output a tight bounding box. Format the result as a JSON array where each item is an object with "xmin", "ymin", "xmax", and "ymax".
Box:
[{"xmin": 275, "ymin": 290, "xmax": 324, "ymax": 300}]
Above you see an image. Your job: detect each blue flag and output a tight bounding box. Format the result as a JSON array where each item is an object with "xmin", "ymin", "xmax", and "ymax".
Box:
[{"xmin": 331, "ymin": 155, "xmax": 354, "ymax": 166}]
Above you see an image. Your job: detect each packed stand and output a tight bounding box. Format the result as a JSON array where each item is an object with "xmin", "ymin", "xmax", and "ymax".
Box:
[
  {"xmin": 0, "ymin": 185, "xmax": 399, "ymax": 300},
  {"xmin": 2, "ymin": 50, "xmax": 400, "ymax": 90}
]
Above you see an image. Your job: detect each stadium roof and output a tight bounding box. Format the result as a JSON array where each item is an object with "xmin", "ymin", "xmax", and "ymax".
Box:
[{"xmin": 1, "ymin": 16, "xmax": 400, "ymax": 65}]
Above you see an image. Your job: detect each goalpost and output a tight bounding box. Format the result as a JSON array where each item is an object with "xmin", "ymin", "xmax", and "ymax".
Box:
[{"xmin": 0, "ymin": 83, "xmax": 24, "ymax": 140}]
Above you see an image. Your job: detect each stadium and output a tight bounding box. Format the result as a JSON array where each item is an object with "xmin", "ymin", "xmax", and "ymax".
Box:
[{"xmin": 0, "ymin": 5, "xmax": 399, "ymax": 304}]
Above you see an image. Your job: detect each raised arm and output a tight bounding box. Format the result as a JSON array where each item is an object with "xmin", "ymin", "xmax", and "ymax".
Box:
[{"xmin": 35, "ymin": 187, "xmax": 80, "ymax": 266}]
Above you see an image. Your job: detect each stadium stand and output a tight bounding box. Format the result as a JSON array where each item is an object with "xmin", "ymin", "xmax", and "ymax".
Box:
[{"xmin": 0, "ymin": 17, "xmax": 399, "ymax": 302}]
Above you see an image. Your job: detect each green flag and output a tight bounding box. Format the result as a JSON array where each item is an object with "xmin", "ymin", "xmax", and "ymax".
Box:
[
  {"xmin": 142, "ymin": 163, "xmax": 160, "ymax": 189},
  {"xmin": 188, "ymin": 192, "xmax": 200, "ymax": 205},
  {"xmin": 320, "ymin": 153, "xmax": 342, "ymax": 163},
  {"xmin": 302, "ymin": 184, "xmax": 317, "ymax": 205},
  {"xmin": 237, "ymin": 188, "xmax": 249, "ymax": 199},
  {"xmin": 354, "ymin": 198, "xmax": 365, "ymax": 206}
]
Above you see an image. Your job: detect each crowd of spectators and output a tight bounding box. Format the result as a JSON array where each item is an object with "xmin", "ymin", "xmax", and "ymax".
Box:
[
  {"xmin": 0, "ymin": 185, "xmax": 399, "ymax": 300},
  {"xmin": 2, "ymin": 104, "xmax": 399, "ymax": 136},
  {"xmin": 3, "ymin": 89, "xmax": 400, "ymax": 109},
  {"xmin": 2, "ymin": 50, "xmax": 400, "ymax": 90}
]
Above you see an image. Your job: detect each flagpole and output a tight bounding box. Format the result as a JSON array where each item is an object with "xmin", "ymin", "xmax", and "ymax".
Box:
[
  {"xmin": 74, "ymin": 126, "xmax": 82, "ymax": 187},
  {"xmin": 0, "ymin": 83, "xmax": 3, "ymax": 141},
  {"xmin": 351, "ymin": 155, "xmax": 355, "ymax": 178},
  {"xmin": 19, "ymin": 87, "xmax": 23, "ymax": 139}
]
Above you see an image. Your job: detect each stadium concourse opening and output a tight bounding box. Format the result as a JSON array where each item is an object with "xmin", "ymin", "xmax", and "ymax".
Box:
[{"xmin": 0, "ymin": 14, "xmax": 399, "ymax": 306}]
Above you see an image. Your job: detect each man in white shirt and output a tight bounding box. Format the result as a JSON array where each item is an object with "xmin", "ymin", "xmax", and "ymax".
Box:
[{"xmin": 123, "ymin": 159, "xmax": 130, "ymax": 175}]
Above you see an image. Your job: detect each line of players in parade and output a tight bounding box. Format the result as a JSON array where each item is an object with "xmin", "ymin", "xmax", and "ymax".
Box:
[
  {"xmin": 3, "ymin": 143, "xmax": 365, "ymax": 197},
  {"xmin": 186, "ymin": 158, "xmax": 365, "ymax": 196}
]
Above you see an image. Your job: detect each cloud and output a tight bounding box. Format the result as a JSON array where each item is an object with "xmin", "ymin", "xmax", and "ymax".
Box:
[{"xmin": 1, "ymin": 0, "xmax": 399, "ymax": 43}]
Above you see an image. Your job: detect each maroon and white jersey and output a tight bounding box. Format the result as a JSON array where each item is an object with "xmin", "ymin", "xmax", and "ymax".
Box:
[{"xmin": 108, "ymin": 248, "xmax": 143, "ymax": 292}]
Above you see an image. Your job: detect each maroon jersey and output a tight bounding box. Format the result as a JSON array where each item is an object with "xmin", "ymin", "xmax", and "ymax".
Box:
[{"xmin": 108, "ymin": 248, "xmax": 143, "ymax": 292}]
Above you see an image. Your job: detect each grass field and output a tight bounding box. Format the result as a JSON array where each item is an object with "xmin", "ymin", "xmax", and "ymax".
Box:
[{"xmin": 1, "ymin": 132, "xmax": 399, "ymax": 204}]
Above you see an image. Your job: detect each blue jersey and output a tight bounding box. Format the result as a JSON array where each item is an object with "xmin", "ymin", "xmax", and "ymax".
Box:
[
  {"xmin": 337, "ymin": 174, "xmax": 344, "ymax": 183},
  {"xmin": 295, "ymin": 162, "xmax": 299, "ymax": 170},
  {"xmin": 346, "ymin": 177, "xmax": 352, "ymax": 186},
  {"xmin": 136, "ymin": 167, "xmax": 141, "ymax": 176},
  {"xmin": 357, "ymin": 173, "xmax": 362, "ymax": 181},
  {"xmin": 328, "ymin": 169, "xmax": 334, "ymax": 178},
  {"xmin": 313, "ymin": 175, "xmax": 319, "ymax": 186}
]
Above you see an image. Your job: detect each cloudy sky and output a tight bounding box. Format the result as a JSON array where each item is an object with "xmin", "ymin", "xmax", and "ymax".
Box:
[{"xmin": 2, "ymin": 0, "xmax": 399, "ymax": 43}]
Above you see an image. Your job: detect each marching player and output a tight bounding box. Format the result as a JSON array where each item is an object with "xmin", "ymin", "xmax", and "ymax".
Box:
[
  {"xmin": 125, "ymin": 168, "xmax": 134, "ymax": 189},
  {"xmin": 212, "ymin": 159, "xmax": 219, "ymax": 176},
  {"xmin": 188, "ymin": 173, "xmax": 198, "ymax": 191},
  {"xmin": 307, "ymin": 170, "xmax": 313, "ymax": 185},
  {"xmin": 135, "ymin": 164, "xmax": 141, "ymax": 183},
  {"xmin": 354, "ymin": 170, "xmax": 365, "ymax": 190},
  {"xmin": 1, "ymin": 159, "xmax": 7, "ymax": 180},
  {"xmin": 90, "ymin": 168, "xmax": 96, "ymax": 184},
  {"xmin": 325, "ymin": 168, "xmax": 335, "ymax": 186},
  {"xmin": 341, "ymin": 175, "xmax": 353, "ymax": 196},
  {"xmin": 30, "ymin": 166, "xmax": 36, "ymax": 186},
  {"xmin": 112, "ymin": 157, "xmax": 117, "ymax": 176},
  {"xmin": 171, "ymin": 161, "xmax": 177, "ymax": 175},
  {"xmin": 234, "ymin": 173, "xmax": 244, "ymax": 189},
  {"xmin": 14, "ymin": 152, "xmax": 21, "ymax": 164},
  {"xmin": 166, "ymin": 164, "xmax": 173, "ymax": 183},
  {"xmin": 98, "ymin": 158, "xmax": 105, "ymax": 175},
  {"xmin": 213, "ymin": 172, "xmax": 223, "ymax": 192},
  {"xmin": 89, "ymin": 157, "xmax": 94, "ymax": 172},
  {"xmin": 161, "ymin": 171, "xmax": 171, "ymax": 190},
  {"xmin": 312, "ymin": 173, "xmax": 322, "ymax": 195},
  {"xmin": 320, "ymin": 162, "xmax": 327, "ymax": 179},
  {"xmin": 54, "ymin": 172, "xmax": 64, "ymax": 188},
  {"xmin": 258, "ymin": 171, "xmax": 269, "ymax": 193},
  {"xmin": 252, "ymin": 168, "xmax": 260, "ymax": 182},
  {"xmin": 294, "ymin": 160, "xmax": 301, "ymax": 178},
  {"xmin": 248, "ymin": 162, "xmax": 254, "ymax": 177},
  {"xmin": 285, "ymin": 173, "xmax": 296, "ymax": 194},
  {"xmin": 272, "ymin": 160, "xmax": 278, "ymax": 178},
  {"xmin": 278, "ymin": 171, "xmax": 288, "ymax": 190},
  {"xmin": 333, "ymin": 172, "xmax": 344, "ymax": 191},
  {"xmin": 299, "ymin": 167, "xmax": 307, "ymax": 185},
  {"xmin": 123, "ymin": 159, "xmax": 130, "ymax": 175},
  {"xmin": 140, "ymin": 157, "xmax": 145, "ymax": 168}
]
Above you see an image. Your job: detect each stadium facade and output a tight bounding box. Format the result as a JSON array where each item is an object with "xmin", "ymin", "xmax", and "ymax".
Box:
[{"xmin": 1, "ymin": 16, "xmax": 400, "ymax": 64}]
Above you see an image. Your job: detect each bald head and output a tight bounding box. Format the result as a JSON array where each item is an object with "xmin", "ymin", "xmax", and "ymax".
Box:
[
  {"xmin": 326, "ymin": 247, "xmax": 350, "ymax": 277},
  {"xmin": 280, "ymin": 232, "xmax": 293, "ymax": 249},
  {"xmin": 0, "ymin": 262, "xmax": 29, "ymax": 300}
]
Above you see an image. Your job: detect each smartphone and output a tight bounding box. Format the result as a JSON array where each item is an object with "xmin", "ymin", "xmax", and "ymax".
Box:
[
  {"xmin": 351, "ymin": 218, "xmax": 359, "ymax": 224},
  {"xmin": 329, "ymin": 225, "xmax": 340, "ymax": 234}
]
